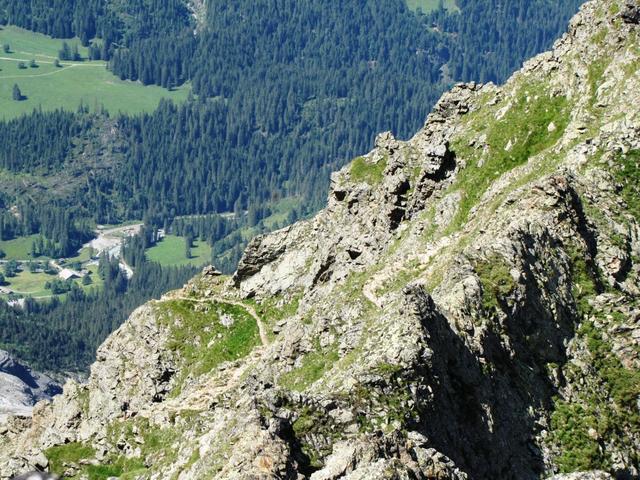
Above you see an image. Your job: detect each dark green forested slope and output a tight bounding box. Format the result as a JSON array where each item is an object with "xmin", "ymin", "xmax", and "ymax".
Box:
[
  {"xmin": 428, "ymin": 0, "xmax": 586, "ymax": 83},
  {"xmin": 0, "ymin": 0, "xmax": 585, "ymax": 374}
]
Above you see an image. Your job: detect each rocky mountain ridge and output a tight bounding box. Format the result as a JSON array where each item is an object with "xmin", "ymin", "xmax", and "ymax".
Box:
[{"xmin": 1, "ymin": 0, "xmax": 640, "ymax": 478}]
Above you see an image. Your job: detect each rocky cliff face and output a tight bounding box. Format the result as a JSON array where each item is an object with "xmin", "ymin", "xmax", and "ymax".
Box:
[{"xmin": 2, "ymin": 0, "xmax": 640, "ymax": 478}]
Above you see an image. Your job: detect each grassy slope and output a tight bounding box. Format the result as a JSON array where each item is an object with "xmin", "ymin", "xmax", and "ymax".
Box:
[{"xmin": 0, "ymin": 25, "xmax": 189, "ymax": 119}]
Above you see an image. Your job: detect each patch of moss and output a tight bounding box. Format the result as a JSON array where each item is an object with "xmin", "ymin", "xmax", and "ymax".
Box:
[
  {"xmin": 350, "ymin": 156, "xmax": 387, "ymax": 185},
  {"xmin": 473, "ymin": 254, "xmax": 516, "ymax": 312},
  {"xmin": 580, "ymin": 321, "xmax": 640, "ymax": 426},
  {"xmin": 566, "ymin": 243, "xmax": 599, "ymax": 315},
  {"xmin": 291, "ymin": 404, "xmax": 336, "ymax": 469},
  {"xmin": 591, "ymin": 27, "xmax": 608, "ymax": 46},
  {"xmin": 346, "ymin": 382, "xmax": 415, "ymax": 434}
]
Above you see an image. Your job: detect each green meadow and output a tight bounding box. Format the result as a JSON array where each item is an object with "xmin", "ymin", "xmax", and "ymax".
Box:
[
  {"xmin": 146, "ymin": 235, "xmax": 212, "ymax": 267},
  {"xmin": 0, "ymin": 25, "xmax": 189, "ymax": 120},
  {"xmin": 405, "ymin": 0, "xmax": 459, "ymax": 13}
]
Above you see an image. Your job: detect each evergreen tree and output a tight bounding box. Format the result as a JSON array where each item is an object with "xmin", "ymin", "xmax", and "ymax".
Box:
[
  {"xmin": 59, "ymin": 41, "xmax": 72, "ymax": 60},
  {"xmin": 11, "ymin": 84, "xmax": 22, "ymax": 101}
]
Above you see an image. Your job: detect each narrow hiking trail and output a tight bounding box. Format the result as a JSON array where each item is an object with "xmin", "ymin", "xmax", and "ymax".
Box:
[
  {"xmin": 0, "ymin": 55, "xmax": 105, "ymax": 67},
  {"xmin": 146, "ymin": 294, "xmax": 271, "ymax": 413},
  {"xmin": 174, "ymin": 295, "xmax": 270, "ymax": 347},
  {"xmin": 0, "ymin": 56, "xmax": 105, "ymax": 80}
]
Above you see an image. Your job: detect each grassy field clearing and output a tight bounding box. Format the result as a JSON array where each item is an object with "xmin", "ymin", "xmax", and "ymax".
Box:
[
  {"xmin": 0, "ymin": 25, "xmax": 189, "ymax": 119},
  {"xmin": 2, "ymin": 270, "xmax": 54, "ymax": 297},
  {"xmin": 405, "ymin": 0, "xmax": 459, "ymax": 13},
  {"xmin": 146, "ymin": 235, "xmax": 212, "ymax": 267},
  {"xmin": 0, "ymin": 234, "xmax": 41, "ymax": 260}
]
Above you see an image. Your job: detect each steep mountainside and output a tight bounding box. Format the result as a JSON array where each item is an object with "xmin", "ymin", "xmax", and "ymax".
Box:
[{"xmin": 1, "ymin": 0, "xmax": 640, "ymax": 478}]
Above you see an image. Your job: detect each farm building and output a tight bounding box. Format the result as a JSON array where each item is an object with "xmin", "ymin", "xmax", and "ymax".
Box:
[{"xmin": 58, "ymin": 269, "xmax": 84, "ymax": 281}]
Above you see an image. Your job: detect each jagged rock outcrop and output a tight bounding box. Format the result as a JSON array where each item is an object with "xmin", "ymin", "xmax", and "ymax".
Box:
[{"xmin": 2, "ymin": 0, "xmax": 640, "ymax": 478}]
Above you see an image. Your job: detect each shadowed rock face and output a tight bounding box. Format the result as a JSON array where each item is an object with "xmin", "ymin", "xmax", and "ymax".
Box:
[
  {"xmin": 0, "ymin": 351, "xmax": 61, "ymax": 419},
  {"xmin": 2, "ymin": 0, "xmax": 640, "ymax": 479},
  {"xmin": 622, "ymin": 2, "xmax": 640, "ymax": 24}
]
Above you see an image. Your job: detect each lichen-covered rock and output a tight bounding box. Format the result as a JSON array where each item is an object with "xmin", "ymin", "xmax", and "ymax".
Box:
[{"xmin": 2, "ymin": 0, "xmax": 640, "ymax": 478}]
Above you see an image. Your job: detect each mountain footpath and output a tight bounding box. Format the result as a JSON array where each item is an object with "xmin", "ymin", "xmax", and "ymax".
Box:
[{"xmin": 1, "ymin": 0, "xmax": 640, "ymax": 478}]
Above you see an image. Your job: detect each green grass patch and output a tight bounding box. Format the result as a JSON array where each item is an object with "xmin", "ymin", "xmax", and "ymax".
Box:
[
  {"xmin": 80, "ymin": 264, "xmax": 104, "ymax": 293},
  {"xmin": 350, "ymin": 156, "xmax": 388, "ymax": 185},
  {"xmin": 566, "ymin": 243, "xmax": 600, "ymax": 315},
  {"xmin": 473, "ymin": 254, "xmax": 516, "ymax": 312},
  {"xmin": 157, "ymin": 299, "xmax": 260, "ymax": 393},
  {"xmin": 0, "ymin": 261, "xmax": 102, "ymax": 300},
  {"xmin": 551, "ymin": 319, "xmax": 640, "ymax": 473},
  {"xmin": 0, "ymin": 234, "xmax": 41, "ymax": 260},
  {"xmin": 0, "ymin": 26, "xmax": 189, "ymax": 120},
  {"xmin": 580, "ymin": 321, "xmax": 640, "ymax": 417},
  {"xmin": 280, "ymin": 343, "xmax": 340, "ymax": 391},
  {"xmin": 45, "ymin": 442, "xmax": 96, "ymax": 477},
  {"xmin": 405, "ymin": 0, "xmax": 459, "ymax": 13},
  {"xmin": 0, "ymin": 25, "xmax": 89, "ymax": 59},
  {"xmin": 549, "ymin": 242, "xmax": 640, "ymax": 473},
  {"xmin": 612, "ymin": 150, "xmax": 640, "ymax": 221},
  {"xmin": 587, "ymin": 58, "xmax": 610, "ymax": 108},
  {"xmin": 244, "ymin": 292, "xmax": 301, "ymax": 341},
  {"xmin": 64, "ymin": 246, "xmax": 95, "ymax": 264},
  {"xmin": 550, "ymin": 401, "xmax": 607, "ymax": 472},
  {"xmin": 3, "ymin": 269, "xmax": 55, "ymax": 297},
  {"xmin": 146, "ymin": 235, "xmax": 212, "ymax": 267},
  {"xmin": 449, "ymin": 83, "xmax": 570, "ymax": 230},
  {"xmin": 46, "ymin": 440, "xmax": 147, "ymax": 479}
]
